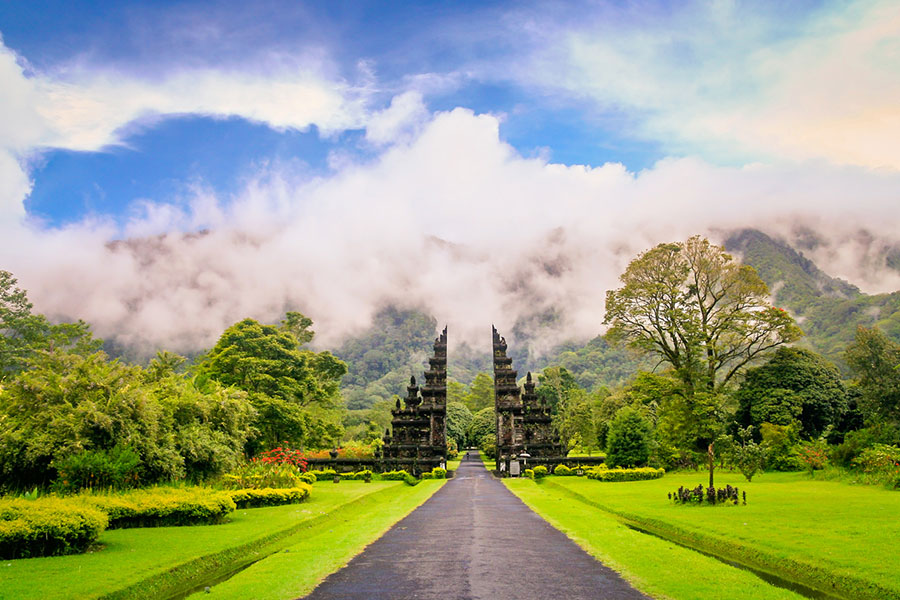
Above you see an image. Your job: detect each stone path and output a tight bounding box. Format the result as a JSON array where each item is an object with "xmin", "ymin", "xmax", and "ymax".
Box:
[{"xmin": 300, "ymin": 451, "xmax": 650, "ymax": 600}]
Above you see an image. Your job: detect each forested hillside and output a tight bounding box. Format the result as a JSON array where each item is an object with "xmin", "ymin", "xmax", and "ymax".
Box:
[{"xmin": 725, "ymin": 229, "xmax": 900, "ymax": 369}]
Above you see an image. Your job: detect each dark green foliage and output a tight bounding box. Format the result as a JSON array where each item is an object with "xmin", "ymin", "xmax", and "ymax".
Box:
[
  {"xmin": 759, "ymin": 423, "xmax": 801, "ymax": 471},
  {"xmin": 52, "ymin": 445, "xmax": 141, "ymax": 493},
  {"xmin": 0, "ymin": 497, "xmax": 108, "ymax": 559},
  {"xmin": 446, "ymin": 402, "xmax": 473, "ymax": 449},
  {"xmin": 467, "ymin": 407, "xmax": 495, "ymax": 448},
  {"xmin": 464, "ymin": 372, "xmax": 494, "ymax": 412},
  {"xmin": 539, "ymin": 335, "xmax": 652, "ymax": 392},
  {"xmin": 336, "ymin": 307, "xmax": 437, "ymax": 389},
  {"xmin": 606, "ymin": 406, "xmax": 652, "ymax": 468},
  {"xmin": 736, "ymin": 347, "xmax": 847, "ymax": 438},
  {"xmin": 845, "ymin": 326, "xmax": 900, "ymax": 423}
]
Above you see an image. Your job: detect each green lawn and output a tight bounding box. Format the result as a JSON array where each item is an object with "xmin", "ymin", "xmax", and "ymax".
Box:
[
  {"xmin": 0, "ymin": 480, "xmax": 444, "ymax": 600},
  {"xmin": 507, "ymin": 471, "xmax": 900, "ymax": 600},
  {"xmin": 190, "ymin": 479, "xmax": 442, "ymax": 599}
]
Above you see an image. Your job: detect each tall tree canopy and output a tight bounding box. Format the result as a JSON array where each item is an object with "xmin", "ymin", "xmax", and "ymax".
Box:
[
  {"xmin": 845, "ymin": 326, "xmax": 900, "ymax": 424},
  {"xmin": 604, "ymin": 236, "xmax": 802, "ymax": 394},
  {"xmin": 196, "ymin": 315, "xmax": 347, "ymax": 451},
  {"xmin": 735, "ymin": 347, "xmax": 847, "ymax": 439}
]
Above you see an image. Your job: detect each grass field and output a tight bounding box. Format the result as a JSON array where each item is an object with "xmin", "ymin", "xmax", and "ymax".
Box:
[
  {"xmin": 0, "ymin": 480, "xmax": 444, "ymax": 600},
  {"xmin": 507, "ymin": 471, "xmax": 900, "ymax": 600}
]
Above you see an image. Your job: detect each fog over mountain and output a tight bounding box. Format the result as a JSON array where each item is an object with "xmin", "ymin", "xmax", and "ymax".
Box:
[{"xmin": 4, "ymin": 110, "xmax": 900, "ymax": 358}]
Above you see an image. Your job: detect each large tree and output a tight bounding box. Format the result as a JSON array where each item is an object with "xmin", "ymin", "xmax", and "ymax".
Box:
[
  {"xmin": 845, "ymin": 326, "xmax": 900, "ymax": 424},
  {"xmin": 605, "ymin": 236, "xmax": 802, "ymax": 484},
  {"xmin": 735, "ymin": 347, "xmax": 847, "ymax": 439},
  {"xmin": 196, "ymin": 316, "xmax": 347, "ymax": 452},
  {"xmin": 605, "ymin": 236, "xmax": 802, "ymax": 394}
]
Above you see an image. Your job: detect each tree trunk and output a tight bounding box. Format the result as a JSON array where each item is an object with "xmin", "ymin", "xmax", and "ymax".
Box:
[{"xmin": 708, "ymin": 442, "xmax": 715, "ymax": 488}]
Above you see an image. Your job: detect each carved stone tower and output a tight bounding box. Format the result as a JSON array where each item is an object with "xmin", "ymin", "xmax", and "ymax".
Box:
[{"xmin": 382, "ymin": 326, "xmax": 448, "ymax": 475}]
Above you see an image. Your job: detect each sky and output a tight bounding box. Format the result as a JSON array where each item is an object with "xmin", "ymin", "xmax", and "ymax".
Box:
[{"xmin": 0, "ymin": 0, "xmax": 899, "ymax": 355}]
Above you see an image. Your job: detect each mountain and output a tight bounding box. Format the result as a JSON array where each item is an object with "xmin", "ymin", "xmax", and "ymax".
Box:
[{"xmin": 725, "ymin": 229, "xmax": 900, "ymax": 370}]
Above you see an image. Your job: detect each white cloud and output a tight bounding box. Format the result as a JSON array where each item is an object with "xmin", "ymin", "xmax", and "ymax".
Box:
[
  {"xmin": 365, "ymin": 91, "xmax": 429, "ymax": 146},
  {"xmin": 3, "ymin": 108, "xmax": 899, "ymax": 356},
  {"xmin": 520, "ymin": 0, "xmax": 900, "ymax": 169}
]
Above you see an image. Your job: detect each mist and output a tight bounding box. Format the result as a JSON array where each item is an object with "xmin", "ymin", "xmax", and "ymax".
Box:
[{"xmin": 3, "ymin": 108, "xmax": 900, "ymax": 358}]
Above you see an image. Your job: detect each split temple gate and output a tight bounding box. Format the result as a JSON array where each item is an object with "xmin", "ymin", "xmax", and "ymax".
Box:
[
  {"xmin": 492, "ymin": 326, "xmax": 563, "ymax": 472},
  {"xmin": 381, "ymin": 327, "xmax": 448, "ymax": 475}
]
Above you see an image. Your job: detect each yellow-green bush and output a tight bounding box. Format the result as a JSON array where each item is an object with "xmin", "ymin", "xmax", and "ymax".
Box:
[
  {"xmin": 80, "ymin": 487, "xmax": 236, "ymax": 529},
  {"xmin": 532, "ymin": 465, "xmax": 549, "ymax": 479},
  {"xmin": 0, "ymin": 497, "xmax": 108, "ymax": 559},
  {"xmin": 553, "ymin": 464, "xmax": 574, "ymax": 476},
  {"xmin": 228, "ymin": 485, "xmax": 311, "ymax": 508},
  {"xmin": 308, "ymin": 468, "xmax": 339, "ymax": 481},
  {"xmin": 585, "ymin": 466, "xmax": 665, "ymax": 482}
]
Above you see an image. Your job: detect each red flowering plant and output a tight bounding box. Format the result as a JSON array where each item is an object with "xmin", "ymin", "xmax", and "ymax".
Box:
[
  {"xmin": 222, "ymin": 444, "xmax": 310, "ymax": 490},
  {"xmin": 797, "ymin": 441, "xmax": 828, "ymax": 474}
]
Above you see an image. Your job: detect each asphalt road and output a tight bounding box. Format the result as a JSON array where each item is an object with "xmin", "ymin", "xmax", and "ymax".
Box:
[{"xmin": 299, "ymin": 451, "xmax": 650, "ymax": 600}]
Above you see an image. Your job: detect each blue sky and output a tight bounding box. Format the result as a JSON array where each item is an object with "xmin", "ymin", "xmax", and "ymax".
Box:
[{"xmin": 1, "ymin": 0, "xmax": 898, "ymax": 351}]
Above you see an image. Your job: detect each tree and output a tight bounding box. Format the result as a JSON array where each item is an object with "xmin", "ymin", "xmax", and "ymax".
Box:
[
  {"xmin": 720, "ymin": 425, "xmax": 766, "ymax": 482},
  {"xmin": 845, "ymin": 326, "xmax": 900, "ymax": 424},
  {"xmin": 446, "ymin": 402, "xmax": 473, "ymax": 449},
  {"xmin": 536, "ymin": 366, "xmax": 580, "ymax": 414},
  {"xmin": 605, "ymin": 236, "xmax": 802, "ymax": 484},
  {"xmin": 196, "ymin": 317, "xmax": 347, "ymax": 452},
  {"xmin": 467, "ymin": 407, "xmax": 495, "ymax": 448},
  {"xmin": 736, "ymin": 347, "xmax": 847, "ymax": 439},
  {"xmin": 0, "ymin": 270, "xmax": 100, "ymax": 380},
  {"xmin": 605, "ymin": 236, "xmax": 802, "ymax": 395},
  {"xmin": 605, "ymin": 406, "xmax": 652, "ymax": 468},
  {"xmin": 465, "ymin": 373, "xmax": 494, "ymax": 412}
]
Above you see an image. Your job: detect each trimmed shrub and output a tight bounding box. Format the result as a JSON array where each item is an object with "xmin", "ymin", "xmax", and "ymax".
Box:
[
  {"xmin": 298, "ymin": 472, "xmax": 317, "ymax": 485},
  {"xmin": 421, "ymin": 472, "xmax": 434, "ymax": 479},
  {"xmin": 430, "ymin": 468, "xmax": 447, "ymax": 479},
  {"xmin": 532, "ymin": 465, "xmax": 548, "ymax": 479},
  {"xmin": 307, "ymin": 469, "xmax": 338, "ymax": 482},
  {"xmin": 403, "ymin": 473, "xmax": 420, "ymax": 486},
  {"xmin": 380, "ymin": 470, "xmax": 411, "ymax": 481},
  {"xmin": 80, "ymin": 487, "xmax": 235, "ymax": 529},
  {"xmin": 228, "ymin": 485, "xmax": 311, "ymax": 508},
  {"xmin": 553, "ymin": 464, "xmax": 574, "ymax": 476},
  {"xmin": 0, "ymin": 497, "xmax": 108, "ymax": 559},
  {"xmin": 606, "ymin": 406, "xmax": 652, "ymax": 468},
  {"xmin": 341, "ymin": 470, "xmax": 373, "ymax": 481},
  {"xmin": 586, "ymin": 466, "xmax": 665, "ymax": 482},
  {"xmin": 524, "ymin": 469, "xmax": 535, "ymax": 480}
]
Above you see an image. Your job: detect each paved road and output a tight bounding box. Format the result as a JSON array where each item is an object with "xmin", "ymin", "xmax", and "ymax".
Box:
[{"xmin": 300, "ymin": 451, "xmax": 650, "ymax": 600}]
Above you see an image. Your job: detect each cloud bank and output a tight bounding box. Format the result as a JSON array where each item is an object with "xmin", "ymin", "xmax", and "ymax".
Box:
[{"xmin": 3, "ymin": 107, "xmax": 899, "ymax": 357}]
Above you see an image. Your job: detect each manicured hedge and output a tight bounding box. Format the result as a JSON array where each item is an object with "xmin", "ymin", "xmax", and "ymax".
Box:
[
  {"xmin": 342, "ymin": 470, "xmax": 373, "ymax": 481},
  {"xmin": 0, "ymin": 497, "xmax": 108, "ymax": 559},
  {"xmin": 307, "ymin": 469, "xmax": 338, "ymax": 481},
  {"xmin": 298, "ymin": 472, "xmax": 317, "ymax": 485},
  {"xmin": 380, "ymin": 470, "xmax": 411, "ymax": 481},
  {"xmin": 532, "ymin": 465, "xmax": 549, "ymax": 479},
  {"xmin": 229, "ymin": 485, "xmax": 311, "ymax": 509},
  {"xmin": 585, "ymin": 466, "xmax": 665, "ymax": 482},
  {"xmin": 81, "ymin": 487, "xmax": 236, "ymax": 529},
  {"xmin": 553, "ymin": 464, "xmax": 575, "ymax": 476}
]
